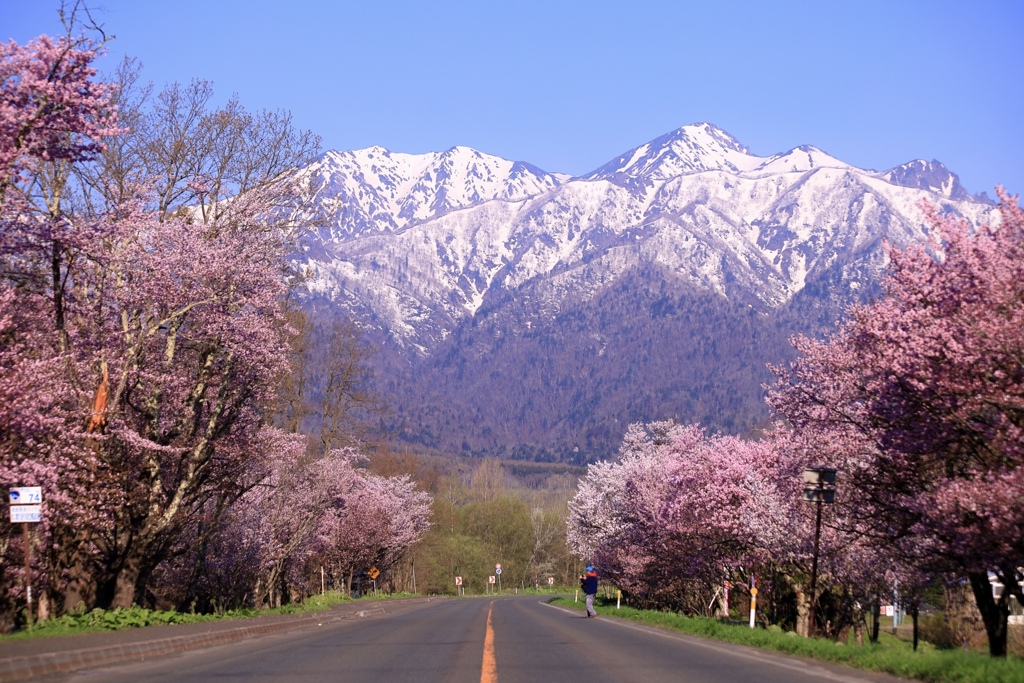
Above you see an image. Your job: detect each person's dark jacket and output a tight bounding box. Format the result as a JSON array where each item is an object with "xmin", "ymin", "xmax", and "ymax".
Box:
[{"xmin": 582, "ymin": 571, "xmax": 598, "ymax": 595}]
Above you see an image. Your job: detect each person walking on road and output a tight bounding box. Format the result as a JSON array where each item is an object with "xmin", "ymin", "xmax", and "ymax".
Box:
[{"xmin": 581, "ymin": 566, "xmax": 598, "ymax": 618}]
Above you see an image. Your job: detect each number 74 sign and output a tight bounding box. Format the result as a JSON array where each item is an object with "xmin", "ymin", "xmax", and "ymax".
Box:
[
  {"xmin": 9, "ymin": 488, "xmax": 42, "ymax": 523},
  {"xmin": 9, "ymin": 487, "xmax": 41, "ymax": 504}
]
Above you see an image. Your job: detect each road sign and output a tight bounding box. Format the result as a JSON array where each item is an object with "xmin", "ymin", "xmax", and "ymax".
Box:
[
  {"xmin": 547, "ymin": 577, "xmax": 554, "ymax": 585},
  {"xmin": 10, "ymin": 505, "xmax": 41, "ymax": 523},
  {"xmin": 495, "ymin": 563, "xmax": 501, "ymax": 570},
  {"xmin": 750, "ymin": 587, "xmax": 758, "ymax": 597},
  {"xmin": 455, "ymin": 576, "xmax": 462, "ymax": 586},
  {"xmin": 495, "ymin": 567, "xmax": 501, "ymax": 575},
  {"xmin": 9, "ymin": 487, "xmax": 42, "ymax": 504},
  {"xmin": 488, "ymin": 576, "xmax": 495, "ymax": 584},
  {"xmin": 802, "ymin": 467, "xmax": 837, "ymax": 486},
  {"xmin": 367, "ymin": 566, "xmax": 380, "ymax": 580}
]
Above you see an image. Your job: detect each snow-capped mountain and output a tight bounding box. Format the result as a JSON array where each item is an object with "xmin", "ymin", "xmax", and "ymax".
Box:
[
  {"xmin": 750, "ymin": 144, "xmax": 850, "ymax": 175},
  {"xmin": 299, "ymin": 123, "xmax": 993, "ymax": 342},
  {"xmin": 584, "ymin": 122, "xmax": 760, "ymax": 180},
  {"xmin": 295, "ymin": 145, "xmax": 565, "ymax": 243},
  {"xmin": 291, "ymin": 123, "xmax": 998, "ymax": 460},
  {"xmin": 881, "ymin": 158, "xmax": 974, "ymax": 201}
]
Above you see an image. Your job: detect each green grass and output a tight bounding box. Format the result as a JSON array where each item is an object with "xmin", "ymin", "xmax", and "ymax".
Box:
[
  {"xmin": 1, "ymin": 590, "xmax": 353, "ymax": 641},
  {"xmin": 353, "ymin": 591, "xmax": 421, "ymax": 601},
  {"xmin": 550, "ymin": 597, "xmax": 1024, "ymax": 683}
]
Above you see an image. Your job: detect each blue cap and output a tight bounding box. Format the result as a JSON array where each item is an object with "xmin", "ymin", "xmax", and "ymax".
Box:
[{"xmin": 586, "ymin": 566, "xmax": 594, "ymax": 572}]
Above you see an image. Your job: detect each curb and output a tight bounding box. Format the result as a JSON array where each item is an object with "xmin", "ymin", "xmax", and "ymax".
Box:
[{"xmin": 0, "ymin": 606, "xmax": 387, "ymax": 682}]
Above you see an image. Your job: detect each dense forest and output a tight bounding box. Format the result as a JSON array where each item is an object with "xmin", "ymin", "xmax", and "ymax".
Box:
[{"xmin": 364, "ymin": 259, "xmax": 876, "ymax": 463}]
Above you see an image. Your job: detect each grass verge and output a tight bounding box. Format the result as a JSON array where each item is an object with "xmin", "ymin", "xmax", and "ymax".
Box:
[
  {"xmin": 1, "ymin": 590, "xmax": 353, "ymax": 641},
  {"xmin": 550, "ymin": 597, "xmax": 1024, "ymax": 683}
]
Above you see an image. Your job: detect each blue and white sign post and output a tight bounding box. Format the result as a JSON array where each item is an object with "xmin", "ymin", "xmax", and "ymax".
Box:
[
  {"xmin": 495, "ymin": 564, "xmax": 502, "ymax": 594},
  {"xmin": 9, "ymin": 487, "xmax": 42, "ymax": 628}
]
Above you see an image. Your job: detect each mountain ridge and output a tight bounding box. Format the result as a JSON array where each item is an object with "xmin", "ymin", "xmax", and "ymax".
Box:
[{"xmin": 291, "ymin": 123, "xmax": 997, "ymax": 461}]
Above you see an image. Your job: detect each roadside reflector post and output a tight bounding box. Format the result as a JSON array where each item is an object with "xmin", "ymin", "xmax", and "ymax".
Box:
[{"xmin": 616, "ymin": 590, "xmax": 621, "ymax": 609}]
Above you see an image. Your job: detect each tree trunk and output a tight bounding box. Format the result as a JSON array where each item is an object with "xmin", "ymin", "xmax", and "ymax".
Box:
[
  {"xmin": 37, "ymin": 589, "xmax": 51, "ymax": 622},
  {"xmin": 178, "ymin": 527, "xmax": 211, "ymax": 612},
  {"xmin": 278, "ymin": 561, "xmax": 290, "ymax": 606},
  {"xmin": 63, "ymin": 553, "xmax": 99, "ymax": 614},
  {"xmin": 795, "ymin": 587, "xmax": 811, "ymax": 637},
  {"xmin": 51, "ymin": 238, "xmax": 68, "ymax": 353},
  {"xmin": 870, "ymin": 595, "xmax": 880, "ymax": 644},
  {"xmin": 853, "ymin": 615, "xmax": 865, "ymax": 646},
  {"xmin": 967, "ymin": 570, "xmax": 1007, "ymax": 657},
  {"xmin": 911, "ymin": 604, "xmax": 919, "ymax": 652},
  {"xmin": 110, "ymin": 554, "xmax": 144, "ymax": 609}
]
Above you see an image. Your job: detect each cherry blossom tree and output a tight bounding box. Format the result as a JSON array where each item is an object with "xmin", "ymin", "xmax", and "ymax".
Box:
[
  {"xmin": 0, "ymin": 28, "xmax": 122, "ymax": 628},
  {"xmin": 0, "ymin": 25, "xmax": 327, "ymax": 621},
  {"xmin": 181, "ymin": 444, "xmax": 432, "ymax": 608},
  {"xmin": 361, "ymin": 473, "xmax": 432, "ymax": 575},
  {"xmin": 0, "ymin": 34, "xmax": 118, "ymax": 205},
  {"xmin": 251, "ymin": 447, "xmax": 365, "ymax": 607},
  {"xmin": 770, "ymin": 191, "xmax": 1024, "ymax": 656},
  {"xmin": 759, "ymin": 428, "xmax": 912, "ymax": 640},
  {"xmin": 311, "ymin": 463, "xmax": 431, "ymax": 595},
  {"xmin": 568, "ymin": 421, "xmax": 895, "ymax": 636},
  {"xmin": 39, "ymin": 188, "xmax": 297, "ymax": 609},
  {"xmin": 569, "ymin": 423, "xmax": 797, "ymax": 611}
]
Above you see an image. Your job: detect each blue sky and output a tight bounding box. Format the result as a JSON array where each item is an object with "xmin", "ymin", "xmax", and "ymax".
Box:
[{"xmin": 4, "ymin": 1, "xmax": 1022, "ymax": 195}]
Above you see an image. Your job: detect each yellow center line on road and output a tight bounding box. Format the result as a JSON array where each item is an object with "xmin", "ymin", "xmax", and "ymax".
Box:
[{"xmin": 481, "ymin": 600, "xmax": 497, "ymax": 683}]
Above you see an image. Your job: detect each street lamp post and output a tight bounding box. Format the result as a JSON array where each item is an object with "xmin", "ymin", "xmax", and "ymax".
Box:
[{"xmin": 802, "ymin": 467, "xmax": 836, "ymax": 638}]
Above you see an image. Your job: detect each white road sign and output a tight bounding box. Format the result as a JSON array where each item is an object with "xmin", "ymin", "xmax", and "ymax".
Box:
[
  {"xmin": 455, "ymin": 576, "xmax": 462, "ymax": 586},
  {"xmin": 9, "ymin": 487, "xmax": 42, "ymax": 504},
  {"xmin": 488, "ymin": 576, "xmax": 496, "ymax": 584},
  {"xmin": 10, "ymin": 505, "xmax": 41, "ymax": 523}
]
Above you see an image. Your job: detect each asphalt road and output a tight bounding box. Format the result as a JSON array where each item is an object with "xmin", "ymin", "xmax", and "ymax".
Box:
[{"xmin": 57, "ymin": 596, "xmax": 905, "ymax": 683}]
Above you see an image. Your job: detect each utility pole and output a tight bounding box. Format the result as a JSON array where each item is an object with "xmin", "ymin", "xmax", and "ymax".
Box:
[{"xmin": 802, "ymin": 468, "xmax": 837, "ymax": 638}]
